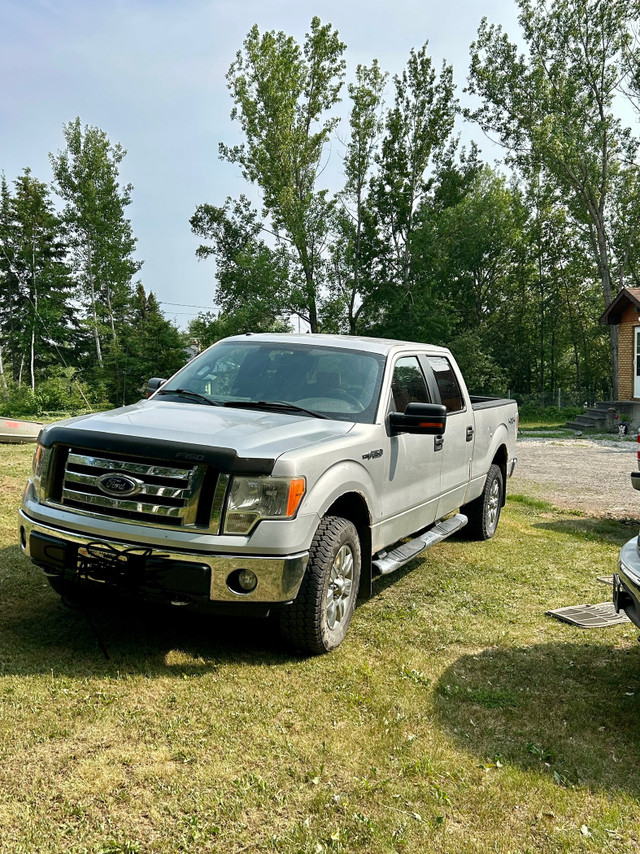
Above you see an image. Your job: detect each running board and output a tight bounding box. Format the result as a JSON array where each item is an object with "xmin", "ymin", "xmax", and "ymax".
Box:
[{"xmin": 372, "ymin": 513, "xmax": 468, "ymax": 576}]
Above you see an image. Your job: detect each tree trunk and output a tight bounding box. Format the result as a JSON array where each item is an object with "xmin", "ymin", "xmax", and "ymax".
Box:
[
  {"xmin": 30, "ymin": 245, "xmax": 37, "ymax": 392},
  {"xmin": 105, "ymin": 282, "xmax": 117, "ymax": 345},
  {"xmin": 591, "ymin": 214, "xmax": 617, "ymax": 397},
  {"xmin": 87, "ymin": 244, "xmax": 103, "ymax": 367},
  {"xmin": 297, "ymin": 242, "xmax": 319, "ymax": 333},
  {"xmin": 30, "ymin": 319, "xmax": 35, "ymax": 392},
  {"xmin": 0, "ymin": 343, "xmax": 8, "ymax": 397}
]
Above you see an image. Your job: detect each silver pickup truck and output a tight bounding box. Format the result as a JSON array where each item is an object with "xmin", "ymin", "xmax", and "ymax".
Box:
[{"xmin": 19, "ymin": 333, "xmax": 518, "ymax": 653}]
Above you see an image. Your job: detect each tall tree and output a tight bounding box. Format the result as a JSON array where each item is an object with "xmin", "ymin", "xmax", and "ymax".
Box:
[
  {"xmin": 330, "ymin": 60, "xmax": 387, "ymax": 333},
  {"xmin": 218, "ymin": 17, "xmax": 346, "ymax": 332},
  {"xmin": 467, "ymin": 0, "xmax": 640, "ymax": 396},
  {"xmin": 50, "ymin": 118, "xmax": 141, "ymax": 367},
  {"xmin": 112, "ymin": 285, "xmax": 187, "ymax": 405},
  {"xmin": 368, "ymin": 43, "xmax": 457, "ymax": 335},
  {"xmin": 433, "ymin": 166, "xmax": 523, "ymax": 330},
  {"xmin": 0, "ymin": 170, "xmax": 75, "ymax": 390},
  {"xmin": 190, "ymin": 196, "xmax": 292, "ymax": 329}
]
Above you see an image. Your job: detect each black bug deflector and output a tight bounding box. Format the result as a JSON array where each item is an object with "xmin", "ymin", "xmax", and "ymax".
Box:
[{"xmin": 38, "ymin": 425, "xmax": 275, "ymax": 474}]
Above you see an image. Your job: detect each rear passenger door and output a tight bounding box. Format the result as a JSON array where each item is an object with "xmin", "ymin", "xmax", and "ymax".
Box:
[
  {"xmin": 380, "ymin": 355, "xmax": 443, "ymax": 540},
  {"xmin": 425, "ymin": 355, "xmax": 474, "ymax": 517}
]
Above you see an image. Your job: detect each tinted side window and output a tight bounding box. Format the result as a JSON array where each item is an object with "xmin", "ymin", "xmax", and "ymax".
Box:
[
  {"xmin": 427, "ymin": 356, "xmax": 464, "ymax": 413},
  {"xmin": 391, "ymin": 356, "xmax": 430, "ymax": 413}
]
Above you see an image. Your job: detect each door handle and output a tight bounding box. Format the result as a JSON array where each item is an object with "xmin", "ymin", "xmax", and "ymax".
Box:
[
  {"xmin": 434, "ymin": 435, "xmax": 444, "ymax": 451},
  {"xmin": 466, "ymin": 426, "xmax": 474, "ymax": 442}
]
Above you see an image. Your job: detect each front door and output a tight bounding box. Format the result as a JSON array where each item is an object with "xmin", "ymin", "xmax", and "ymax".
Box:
[{"xmin": 635, "ymin": 327, "xmax": 640, "ymax": 399}]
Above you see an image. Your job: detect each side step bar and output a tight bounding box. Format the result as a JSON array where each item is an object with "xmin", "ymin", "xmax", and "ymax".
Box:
[{"xmin": 372, "ymin": 513, "xmax": 468, "ymax": 576}]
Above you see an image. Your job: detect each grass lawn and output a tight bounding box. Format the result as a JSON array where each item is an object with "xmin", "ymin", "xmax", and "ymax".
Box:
[{"xmin": 2, "ymin": 444, "xmax": 640, "ymax": 852}]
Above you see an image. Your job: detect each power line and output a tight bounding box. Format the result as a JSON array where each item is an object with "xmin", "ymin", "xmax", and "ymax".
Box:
[
  {"xmin": 158, "ymin": 301, "xmax": 218, "ymax": 310},
  {"xmin": 163, "ymin": 310, "xmax": 209, "ymax": 316}
]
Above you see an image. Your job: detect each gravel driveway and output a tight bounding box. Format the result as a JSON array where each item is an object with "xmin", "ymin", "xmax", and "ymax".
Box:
[{"xmin": 512, "ymin": 436, "xmax": 639, "ymax": 520}]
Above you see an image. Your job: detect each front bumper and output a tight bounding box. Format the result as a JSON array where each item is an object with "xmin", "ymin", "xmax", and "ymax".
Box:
[
  {"xmin": 614, "ymin": 536, "xmax": 640, "ymax": 629},
  {"xmin": 19, "ymin": 510, "xmax": 308, "ymax": 610}
]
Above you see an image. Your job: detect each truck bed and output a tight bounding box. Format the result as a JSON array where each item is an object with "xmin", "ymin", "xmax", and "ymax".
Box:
[{"xmin": 470, "ymin": 395, "xmax": 518, "ymax": 411}]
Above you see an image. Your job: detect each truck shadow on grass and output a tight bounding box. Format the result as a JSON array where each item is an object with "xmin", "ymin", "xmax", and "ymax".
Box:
[
  {"xmin": 1, "ymin": 540, "xmax": 435, "ymax": 675},
  {"xmin": 433, "ymin": 639, "xmax": 640, "ymax": 796},
  {"xmin": 531, "ymin": 514, "xmax": 635, "ymax": 546},
  {"xmin": 0, "ymin": 546, "xmax": 297, "ymax": 676}
]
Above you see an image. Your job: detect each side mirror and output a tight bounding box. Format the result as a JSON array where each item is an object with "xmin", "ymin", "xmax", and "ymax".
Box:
[
  {"xmin": 145, "ymin": 377, "xmax": 168, "ymax": 398},
  {"xmin": 389, "ymin": 402, "xmax": 447, "ymax": 436}
]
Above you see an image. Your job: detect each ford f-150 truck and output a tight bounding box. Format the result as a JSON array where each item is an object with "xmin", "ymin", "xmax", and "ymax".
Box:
[{"xmin": 19, "ymin": 333, "xmax": 518, "ymax": 653}]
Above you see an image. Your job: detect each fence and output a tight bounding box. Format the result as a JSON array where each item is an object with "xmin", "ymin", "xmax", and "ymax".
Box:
[{"xmin": 508, "ymin": 389, "xmax": 589, "ymax": 410}]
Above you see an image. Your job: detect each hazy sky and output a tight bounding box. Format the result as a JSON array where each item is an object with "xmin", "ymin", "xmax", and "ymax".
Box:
[{"xmin": 1, "ymin": 0, "xmax": 520, "ymax": 328}]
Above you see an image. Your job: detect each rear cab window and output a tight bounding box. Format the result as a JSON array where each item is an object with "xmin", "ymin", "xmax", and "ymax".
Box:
[{"xmin": 425, "ymin": 356, "xmax": 465, "ymax": 414}]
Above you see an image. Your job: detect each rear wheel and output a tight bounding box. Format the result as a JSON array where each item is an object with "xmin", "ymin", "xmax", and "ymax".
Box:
[
  {"xmin": 279, "ymin": 516, "xmax": 361, "ymax": 654},
  {"xmin": 462, "ymin": 463, "xmax": 503, "ymax": 540}
]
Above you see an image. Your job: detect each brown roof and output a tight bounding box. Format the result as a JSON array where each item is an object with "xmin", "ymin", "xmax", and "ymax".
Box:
[{"xmin": 600, "ymin": 287, "xmax": 640, "ymax": 325}]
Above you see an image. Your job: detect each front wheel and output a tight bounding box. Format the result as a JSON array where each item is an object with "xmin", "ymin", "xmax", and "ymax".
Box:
[
  {"xmin": 462, "ymin": 463, "xmax": 503, "ymax": 540},
  {"xmin": 279, "ymin": 516, "xmax": 361, "ymax": 654}
]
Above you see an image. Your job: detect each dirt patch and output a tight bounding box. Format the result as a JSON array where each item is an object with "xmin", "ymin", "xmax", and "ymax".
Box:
[{"xmin": 511, "ymin": 437, "xmax": 639, "ymax": 520}]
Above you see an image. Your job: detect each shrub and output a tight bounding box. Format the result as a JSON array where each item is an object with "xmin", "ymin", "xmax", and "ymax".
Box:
[{"xmin": 0, "ymin": 369, "xmax": 109, "ymax": 418}]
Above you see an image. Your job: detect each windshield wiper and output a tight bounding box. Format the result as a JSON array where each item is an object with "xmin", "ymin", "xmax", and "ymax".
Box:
[
  {"xmin": 223, "ymin": 400, "xmax": 328, "ymax": 419},
  {"xmin": 155, "ymin": 388, "xmax": 222, "ymax": 407}
]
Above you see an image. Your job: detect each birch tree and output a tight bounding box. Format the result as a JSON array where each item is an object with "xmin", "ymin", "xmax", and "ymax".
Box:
[
  {"xmin": 50, "ymin": 118, "xmax": 140, "ymax": 366},
  {"xmin": 0, "ymin": 171, "xmax": 75, "ymax": 390}
]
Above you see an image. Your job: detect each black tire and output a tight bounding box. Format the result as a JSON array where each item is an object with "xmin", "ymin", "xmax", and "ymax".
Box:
[
  {"xmin": 279, "ymin": 516, "xmax": 361, "ymax": 654},
  {"xmin": 462, "ymin": 463, "xmax": 503, "ymax": 540}
]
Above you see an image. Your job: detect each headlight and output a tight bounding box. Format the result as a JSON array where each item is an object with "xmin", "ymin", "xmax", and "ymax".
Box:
[
  {"xmin": 32, "ymin": 443, "xmax": 44, "ymax": 477},
  {"xmin": 29, "ymin": 443, "xmax": 50, "ymax": 501},
  {"xmin": 223, "ymin": 476, "xmax": 306, "ymax": 535}
]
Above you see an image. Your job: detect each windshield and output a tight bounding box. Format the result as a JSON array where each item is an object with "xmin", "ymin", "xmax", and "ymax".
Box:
[{"xmin": 159, "ymin": 340, "xmax": 386, "ymax": 423}]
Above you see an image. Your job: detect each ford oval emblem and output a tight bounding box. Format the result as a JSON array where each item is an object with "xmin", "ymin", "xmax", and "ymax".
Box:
[{"xmin": 96, "ymin": 473, "xmax": 143, "ymax": 497}]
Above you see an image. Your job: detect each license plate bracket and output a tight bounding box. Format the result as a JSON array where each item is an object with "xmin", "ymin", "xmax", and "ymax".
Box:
[{"xmin": 77, "ymin": 542, "xmax": 157, "ymax": 582}]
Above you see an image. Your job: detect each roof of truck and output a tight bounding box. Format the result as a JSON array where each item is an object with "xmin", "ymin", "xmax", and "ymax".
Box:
[{"xmin": 223, "ymin": 332, "xmax": 451, "ymax": 357}]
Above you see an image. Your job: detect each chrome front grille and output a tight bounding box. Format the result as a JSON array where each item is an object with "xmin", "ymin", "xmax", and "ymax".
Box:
[{"xmin": 57, "ymin": 450, "xmax": 209, "ymax": 528}]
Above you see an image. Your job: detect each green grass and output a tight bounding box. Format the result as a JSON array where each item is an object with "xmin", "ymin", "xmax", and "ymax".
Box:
[
  {"xmin": 518, "ymin": 427, "xmax": 576, "ymax": 438},
  {"xmin": 3, "ymin": 443, "xmax": 640, "ymax": 851},
  {"xmin": 518, "ymin": 407, "xmax": 581, "ymax": 430}
]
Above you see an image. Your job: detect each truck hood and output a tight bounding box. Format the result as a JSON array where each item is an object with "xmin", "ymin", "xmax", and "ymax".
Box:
[{"xmin": 39, "ymin": 399, "xmax": 355, "ymax": 469}]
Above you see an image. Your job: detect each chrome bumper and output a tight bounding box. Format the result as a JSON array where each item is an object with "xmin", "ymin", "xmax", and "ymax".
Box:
[
  {"xmin": 19, "ymin": 510, "xmax": 308, "ymax": 605},
  {"xmin": 508, "ymin": 457, "xmax": 517, "ymax": 478}
]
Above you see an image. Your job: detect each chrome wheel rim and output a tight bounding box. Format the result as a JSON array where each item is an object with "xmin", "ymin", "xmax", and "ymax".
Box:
[
  {"xmin": 486, "ymin": 478, "xmax": 501, "ymax": 533},
  {"xmin": 325, "ymin": 544, "xmax": 354, "ymax": 631}
]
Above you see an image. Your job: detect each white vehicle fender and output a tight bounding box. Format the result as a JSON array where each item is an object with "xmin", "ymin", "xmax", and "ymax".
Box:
[
  {"xmin": 471, "ymin": 419, "xmax": 510, "ymax": 484},
  {"xmin": 489, "ymin": 421, "xmax": 509, "ymax": 458},
  {"xmin": 303, "ymin": 460, "xmax": 377, "ymax": 523}
]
